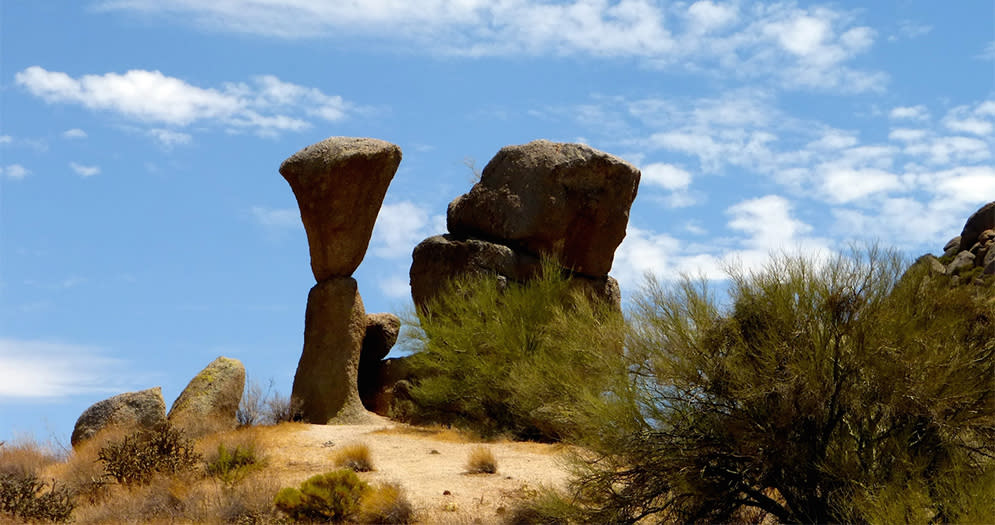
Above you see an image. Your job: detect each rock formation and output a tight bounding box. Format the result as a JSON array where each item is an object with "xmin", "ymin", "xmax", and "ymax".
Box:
[
  {"xmin": 410, "ymin": 140, "xmax": 639, "ymax": 312},
  {"xmin": 71, "ymin": 387, "xmax": 166, "ymax": 447},
  {"xmin": 358, "ymin": 313, "xmax": 401, "ymax": 411},
  {"xmin": 919, "ymin": 200, "xmax": 995, "ymax": 282},
  {"xmin": 280, "ymin": 137, "xmax": 401, "ymax": 424},
  {"xmin": 168, "ymin": 356, "xmax": 245, "ymax": 434}
]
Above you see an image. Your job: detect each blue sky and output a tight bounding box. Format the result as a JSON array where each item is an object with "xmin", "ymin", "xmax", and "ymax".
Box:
[{"xmin": 1, "ymin": 1, "xmax": 992, "ymax": 443}]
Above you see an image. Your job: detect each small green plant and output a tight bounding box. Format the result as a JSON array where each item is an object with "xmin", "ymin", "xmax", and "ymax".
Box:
[
  {"xmin": 97, "ymin": 423, "xmax": 201, "ymax": 485},
  {"xmin": 274, "ymin": 470, "xmax": 368, "ymax": 522},
  {"xmin": 0, "ymin": 470, "xmax": 74, "ymax": 523},
  {"xmin": 334, "ymin": 443, "xmax": 374, "ymax": 472},
  {"xmin": 359, "ymin": 482, "xmax": 414, "ymax": 524},
  {"xmin": 465, "ymin": 446, "xmax": 497, "ymax": 474},
  {"xmin": 207, "ymin": 442, "xmax": 260, "ymax": 485}
]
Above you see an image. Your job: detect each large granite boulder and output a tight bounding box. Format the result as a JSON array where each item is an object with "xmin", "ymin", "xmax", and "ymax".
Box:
[
  {"xmin": 291, "ymin": 277, "xmax": 372, "ymax": 424},
  {"xmin": 957, "ymin": 201, "xmax": 995, "ymax": 253},
  {"xmin": 447, "ymin": 140, "xmax": 640, "ymax": 277},
  {"xmin": 168, "ymin": 356, "xmax": 245, "ymax": 434},
  {"xmin": 280, "ymin": 137, "xmax": 402, "ymax": 281},
  {"xmin": 71, "ymin": 387, "xmax": 166, "ymax": 447}
]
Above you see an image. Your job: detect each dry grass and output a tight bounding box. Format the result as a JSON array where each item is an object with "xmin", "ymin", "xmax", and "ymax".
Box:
[
  {"xmin": 359, "ymin": 481, "xmax": 415, "ymax": 524},
  {"xmin": 465, "ymin": 446, "xmax": 498, "ymax": 474},
  {"xmin": 372, "ymin": 423, "xmax": 479, "ymax": 443},
  {"xmin": 0, "ymin": 437, "xmax": 60, "ymax": 476},
  {"xmin": 334, "ymin": 442, "xmax": 374, "ymax": 472}
]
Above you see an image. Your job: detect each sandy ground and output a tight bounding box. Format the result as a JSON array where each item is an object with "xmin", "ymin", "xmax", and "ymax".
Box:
[{"xmin": 254, "ymin": 416, "xmax": 572, "ymax": 524}]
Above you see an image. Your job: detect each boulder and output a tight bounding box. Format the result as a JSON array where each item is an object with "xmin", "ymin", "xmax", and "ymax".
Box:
[
  {"xmin": 357, "ymin": 313, "xmax": 401, "ymax": 411},
  {"xmin": 447, "ymin": 140, "xmax": 640, "ymax": 277},
  {"xmin": 168, "ymin": 356, "xmax": 245, "ymax": 433},
  {"xmin": 958, "ymin": 201, "xmax": 995, "ymax": 253},
  {"xmin": 915, "ymin": 254, "xmax": 947, "ymax": 275},
  {"xmin": 946, "ymin": 251, "xmax": 976, "ymax": 275},
  {"xmin": 361, "ymin": 356, "xmax": 414, "ymax": 415},
  {"xmin": 985, "ymin": 246, "xmax": 995, "ymax": 275},
  {"xmin": 71, "ymin": 387, "xmax": 166, "ymax": 448},
  {"xmin": 943, "ymin": 236, "xmax": 961, "ymax": 253},
  {"xmin": 410, "ymin": 234, "xmax": 542, "ymax": 311},
  {"xmin": 291, "ymin": 277, "xmax": 373, "ymax": 424},
  {"xmin": 280, "ymin": 137, "xmax": 402, "ymax": 281}
]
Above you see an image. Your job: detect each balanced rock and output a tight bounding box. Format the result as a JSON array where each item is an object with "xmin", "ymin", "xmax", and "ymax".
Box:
[
  {"xmin": 280, "ymin": 137, "xmax": 402, "ymax": 281},
  {"xmin": 958, "ymin": 201, "xmax": 995, "ymax": 253},
  {"xmin": 168, "ymin": 356, "xmax": 245, "ymax": 433},
  {"xmin": 292, "ymin": 277, "xmax": 372, "ymax": 424},
  {"xmin": 447, "ymin": 140, "xmax": 640, "ymax": 277},
  {"xmin": 358, "ymin": 313, "xmax": 401, "ymax": 412},
  {"xmin": 71, "ymin": 387, "xmax": 166, "ymax": 447}
]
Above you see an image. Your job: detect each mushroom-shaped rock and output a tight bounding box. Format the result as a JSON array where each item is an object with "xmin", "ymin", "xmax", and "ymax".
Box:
[
  {"xmin": 358, "ymin": 313, "xmax": 401, "ymax": 411},
  {"xmin": 280, "ymin": 137, "xmax": 402, "ymax": 281},
  {"xmin": 168, "ymin": 356, "xmax": 245, "ymax": 434},
  {"xmin": 292, "ymin": 277, "xmax": 374, "ymax": 424},
  {"xmin": 958, "ymin": 201, "xmax": 995, "ymax": 253},
  {"xmin": 71, "ymin": 387, "xmax": 166, "ymax": 448},
  {"xmin": 447, "ymin": 140, "xmax": 640, "ymax": 277}
]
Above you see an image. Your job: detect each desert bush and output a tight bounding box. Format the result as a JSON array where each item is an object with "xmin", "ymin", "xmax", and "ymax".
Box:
[
  {"xmin": 206, "ymin": 441, "xmax": 261, "ymax": 485},
  {"xmin": 359, "ymin": 482, "xmax": 414, "ymax": 524},
  {"xmin": 565, "ymin": 247, "xmax": 995, "ymax": 523},
  {"xmin": 266, "ymin": 391, "xmax": 303, "ymax": 424},
  {"xmin": 401, "ymin": 258, "xmax": 626, "ymax": 441},
  {"xmin": 333, "ymin": 443, "xmax": 374, "ymax": 472},
  {"xmin": 237, "ymin": 377, "xmax": 269, "ymax": 427},
  {"xmin": 274, "ymin": 469, "xmax": 368, "ymax": 522},
  {"xmin": 98, "ymin": 423, "xmax": 201, "ymax": 485},
  {"xmin": 465, "ymin": 446, "xmax": 498, "ymax": 474},
  {"xmin": 0, "ymin": 470, "xmax": 75, "ymax": 523}
]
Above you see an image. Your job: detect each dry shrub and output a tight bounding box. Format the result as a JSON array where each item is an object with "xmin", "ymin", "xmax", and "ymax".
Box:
[
  {"xmin": 465, "ymin": 446, "xmax": 497, "ymax": 474},
  {"xmin": 359, "ymin": 482, "xmax": 414, "ymax": 524},
  {"xmin": 334, "ymin": 442, "xmax": 374, "ymax": 472},
  {"xmin": 201, "ymin": 428, "xmax": 264, "ymax": 485},
  {"xmin": 214, "ymin": 475, "xmax": 285, "ymax": 524},
  {"xmin": 97, "ymin": 423, "xmax": 201, "ymax": 485},
  {"xmin": 0, "ymin": 438, "xmax": 60, "ymax": 476},
  {"xmin": 274, "ymin": 470, "xmax": 367, "ymax": 522}
]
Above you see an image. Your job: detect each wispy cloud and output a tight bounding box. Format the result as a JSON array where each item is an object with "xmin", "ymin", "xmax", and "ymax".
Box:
[
  {"xmin": 62, "ymin": 128, "xmax": 88, "ymax": 139},
  {"xmin": 95, "ymin": 0, "xmax": 886, "ymax": 93},
  {"xmin": 0, "ymin": 339, "xmax": 134, "ymax": 399},
  {"xmin": 250, "ymin": 206, "xmax": 300, "ymax": 228},
  {"xmin": 1, "ymin": 164, "xmax": 31, "ymax": 180},
  {"xmin": 370, "ymin": 201, "xmax": 446, "ymax": 259},
  {"xmin": 69, "ymin": 162, "xmax": 100, "ymax": 177},
  {"xmin": 16, "ymin": 66, "xmax": 356, "ymax": 142}
]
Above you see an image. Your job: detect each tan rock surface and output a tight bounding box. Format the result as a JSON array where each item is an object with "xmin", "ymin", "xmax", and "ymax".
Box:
[
  {"xmin": 71, "ymin": 387, "xmax": 166, "ymax": 447},
  {"xmin": 168, "ymin": 356, "xmax": 245, "ymax": 434}
]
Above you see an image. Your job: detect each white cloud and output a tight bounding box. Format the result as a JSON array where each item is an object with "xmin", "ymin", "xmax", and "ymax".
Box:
[
  {"xmin": 889, "ymin": 105, "xmax": 929, "ymax": 120},
  {"xmin": 250, "ymin": 206, "xmax": 300, "ymax": 228},
  {"xmin": 890, "ymin": 20, "xmax": 931, "ymax": 41},
  {"xmin": 1, "ymin": 164, "xmax": 30, "ymax": 180},
  {"xmin": 0, "ymin": 135, "xmax": 12, "ymax": 144},
  {"xmin": 370, "ymin": 201, "xmax": 445, "ymax": 259},
  {"xmin": 978, "ymin": 41, "xmax": 995, "ymax": 60},
  {"xmin": 69, "ymin": 162, "xmax": 100, "ymax": 177},
  {"xmin": 820, "ymin": 168, "xmax": 901, "ymax": 203},
  {"xmin": 942, "ymin": 104, "xmax": 995, "ymax": 136},
  {"xmin": 96, "ymin": 0, "xmax": 884, "ymax": 93},
  {"xmin": 905, "ymin": 136, "xmax": 990, "ymax": 165},
  {"xmin": 378, "ymin": 275, "xmax": 412, "ymax": 299},
  {"xmin": 16, "ymin": 66, "xmax": 355, "ymax": 141},
  {"xmin": 641, "ymin": 162, "xmax": 691, "ymax": 190},
  {"xmin": 888, "ymin": 128, "xmax": 926, "ymax": 142},
  {"xmin": 0, "ymin": 339, "xmax": 131, "ymax": 398},
  {"xmin": 62, "ymin": 128, "xmax": 88, "ymax": 139}
]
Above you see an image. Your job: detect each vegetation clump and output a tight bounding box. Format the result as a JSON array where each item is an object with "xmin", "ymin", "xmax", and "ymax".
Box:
[
  {"xmin": 0, "ymin": 470, "xmax": 75, "ymax": 523},
  {"xmin": 561, "ymin": 248, "xmax": 994, "ymax": 523},
  {"xmin": 97, "ymin": 423, "xmax": 201, "ymax": 485},
  {"xmin": 334, "ymin": 442, "xmax": 374, "ymax": 472},
  {"xmin": 400, "ymin": 258, "xmax": 626, "ymax": 441},
  {"xmin": 274, "ymin": 469, "xmax": 368, "ymax": 522},
  {"xmin": 465, "ymin": 446, "xmax": 498, "ymax": 474},
  {"xmin": 206, "ymin": 440, "xmax": 261, "ymax": 485},
  {"xmin": 358, "ymin": 482, "xmax": 414, "ymax": 524}
]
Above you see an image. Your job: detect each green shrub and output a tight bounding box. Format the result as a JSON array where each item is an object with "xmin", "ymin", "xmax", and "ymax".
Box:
[
  {"xmin": 0, "ymin": 470, "xmax": 74, "ymax": 523},
  {"xmin": 207, "ymin": 442, "xmax": 260, "ymax": 485},
  {"xmin": 358, "ymin": 482, "xmax": 414, "ymax": 524},
  {"xmin": 566, "ymin": 247, "xmax": 995, "ymax": 523},
  {"xmin": 274, "ymin": 470, "xmax": 368, "ymax": 522},
  {"xmin": 97, "ymin": 423, "xmax": 201, "ymax": 485},
  {"xmin": 400, "ymin": 258, "xmax": 626, "ymax": 441}
]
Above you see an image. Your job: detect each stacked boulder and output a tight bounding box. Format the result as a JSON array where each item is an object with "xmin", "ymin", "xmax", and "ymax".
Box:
[
  {"xmin": 280, "ymin": 137, "xmax": 401, "ymax": 424},
  {"xmin": 410, "ymin": 140, "xmax": 640, "ymax": 312},
  {"xmin": 71, "ymin": 387, "xmax": 167, "ymax": 448},
  {"xmin": 923, "ymin": 201, "xmax": 995, "ymax": 281}
]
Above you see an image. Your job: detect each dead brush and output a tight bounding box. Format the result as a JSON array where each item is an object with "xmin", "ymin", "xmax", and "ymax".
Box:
[
  {"xmin": 334, "ymin": 442, "xmax": 374, "ymax": 472},
  {"xmin": 359, "ymin": 481, "xmax": 414, "ymax": 524},
  {"xmin": 465, "ymin": 446, "xmax": 498, "ymax": 474}
]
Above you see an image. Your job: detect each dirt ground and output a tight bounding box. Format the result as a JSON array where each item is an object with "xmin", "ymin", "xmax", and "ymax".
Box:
[{"xmin": 254, "ymin": 416, "xmax": 572, "ymax": 524}]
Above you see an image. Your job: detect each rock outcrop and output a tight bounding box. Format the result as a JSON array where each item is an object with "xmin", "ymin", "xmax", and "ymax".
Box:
[
  {"xmin": 939, "ymin": 201, "xmax": 995, "ymax": 279},
  {"xmin": 358, "ymin": 313, "xmax": 401, "ymax": 411},
  {"xmin": 71, "ymin": 387, "xmax": 166, "ymax": 447},
  {"xmin": 410, "ymin": 140, "xmax": 639, "ymax": 313},
  {"xmin": 168, "ymin": 356, "xmax": 245, "ymax": 434},
  {"xmin": 281, "ymin": 137, "xmax": 401, "ymax": 424}
]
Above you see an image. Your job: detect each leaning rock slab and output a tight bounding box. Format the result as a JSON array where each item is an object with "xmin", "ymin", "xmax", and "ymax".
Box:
[
  {"xmin": 168, "ymin": 356, "xmax": 245, "ymax": 433},
  {"xmin": 447, "ymin": 140, "xmax": 640, "ymax": 277},
  {"xmin": 280, "ymin": 137, "xmax": 402, "ymax": 281},
  {"xmin": 71, "ymin": 387, "xmax": 166, "ymax": 448},
  {"xmin": 292, "ymin": 277, "xmax": 373, "ymax": 424}
]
